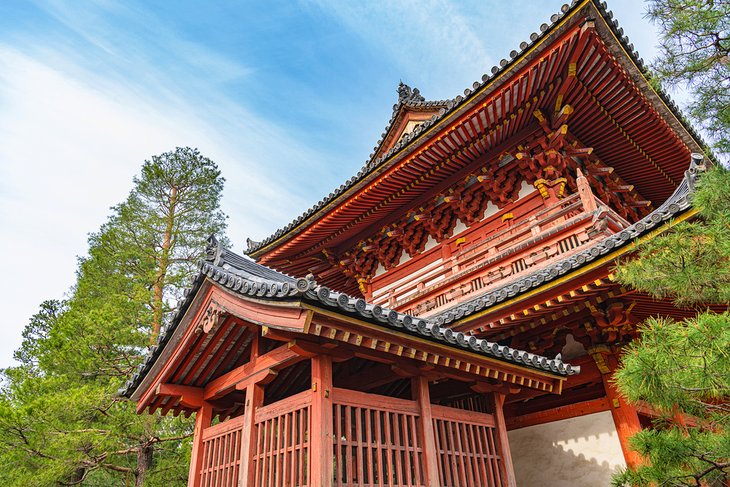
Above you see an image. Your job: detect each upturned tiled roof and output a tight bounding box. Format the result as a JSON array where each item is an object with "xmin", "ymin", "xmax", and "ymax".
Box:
[
  {"xmin": 245, "ymin": 0, "xmax": 710, "ymax": 256},
  {"xmin": 120, "ymin": 243, "xmax": 582, "ymax": 399}
]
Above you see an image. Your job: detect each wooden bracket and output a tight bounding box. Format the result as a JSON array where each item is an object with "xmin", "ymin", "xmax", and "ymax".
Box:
[{"xmin": 155, "ymin": 383, "xmax": 204, "ymax": 409}]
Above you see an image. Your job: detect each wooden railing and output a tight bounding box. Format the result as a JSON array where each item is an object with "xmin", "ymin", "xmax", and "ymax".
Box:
[
  {"xmin": 332, "ymin": 388, "xmax": 425, "ymax": 487},
  {"xmin": 253, "ymin": 390, "xmax": 312, "ymax": 487},
  {"xmin": 199, "ymin": 415, "xmax": 245, "ymax": 487},
  {"xmin": 371, "ymin": 192, "xmax": 629, "ymax": 317},
  {"xmin": 197, "ymin": 388, "xmax": 508, "ymax": 487},
  {"xmin": 431, "ymin": 405, "xmax": 503, "ymax": 487}
]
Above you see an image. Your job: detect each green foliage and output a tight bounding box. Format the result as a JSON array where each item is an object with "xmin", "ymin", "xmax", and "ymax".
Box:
[
  {"xmin": 612, "ymin": 167, "xmax": 730, "ymax": 486},
  {"xmin": 646, "ymin": 0, "xmax": 730, "ymax": 155},
  {"xmin": 615, "ymin": 166, "xmax": 730, "ymax": 306},
  {"xmin": 0, "ymin": 147, "xmax": 227, "ymax": 486}
]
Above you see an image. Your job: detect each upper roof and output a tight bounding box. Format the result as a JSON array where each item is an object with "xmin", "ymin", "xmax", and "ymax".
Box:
[{"xmin": 245, "ymin": 0, "xmax": 709, "ymax": 262}]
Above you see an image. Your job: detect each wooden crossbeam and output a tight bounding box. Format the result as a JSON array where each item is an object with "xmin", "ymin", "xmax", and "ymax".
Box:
[
  {"xmin": 203, "ymin": 343, "xmax": 304, "ymax": 400},
  {"xmin": 154, "ymin": 383, "xmax": 204, "ymax": 410}
]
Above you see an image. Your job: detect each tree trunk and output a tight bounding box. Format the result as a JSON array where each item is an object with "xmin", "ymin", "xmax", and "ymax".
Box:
[
  {"xmin": 135, "ymin": 443, "xmax": 153, "ymax": 487},
  {"xmin": 151, "ymin": 186, "xmax": 178, "ymax": 343}
]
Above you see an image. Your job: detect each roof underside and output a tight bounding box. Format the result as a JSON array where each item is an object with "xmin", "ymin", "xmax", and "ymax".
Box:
[{"xmin": 248, "ymin": 0, "xmax": 708, "ymax": 292}]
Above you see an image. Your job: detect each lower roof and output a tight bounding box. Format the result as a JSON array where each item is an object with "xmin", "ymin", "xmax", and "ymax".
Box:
[{"xmin": 121, "ymin": 155, "xmax": 704, "ymax": 401}]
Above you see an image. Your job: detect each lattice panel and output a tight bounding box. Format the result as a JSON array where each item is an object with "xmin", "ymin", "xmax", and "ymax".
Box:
[
  {"xmin": 253, "ymin": 391, "xmax": 312, "ymax": 487},
  {"xmin": 333, "ymin": 390, "xmax": 425, "ymax": 487},
  {"xmin": 199, "ymin": 415, "xmax": 245, "ymax": 487},
  {"xmin": 431, "ymin": 407, "xmax": 504, "ymax": 487}
]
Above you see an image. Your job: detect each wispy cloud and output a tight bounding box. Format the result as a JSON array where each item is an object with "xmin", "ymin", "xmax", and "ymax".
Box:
[
  {"xmin": 0, "ymin": 1, "xmax": 340, "ymax": 367},
  {"xmin": 302, "ymin": 0, "xmax": 496, "ymax": 96}
]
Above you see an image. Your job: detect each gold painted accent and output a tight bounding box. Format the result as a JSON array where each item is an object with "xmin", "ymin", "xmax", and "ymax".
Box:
[
  {"xmin": 454, "ymin": 208, "xmax": 698, "ymax": 327},
  {"xmin": 568, "ymin": 62, "xmax": 577, "ymax": 77},
  {"xmin": 455, "ymin": 237, "xmax": 467, "ymax": 245},
  {"xmin": 502, "ymin": 212, "xmax": 514, "ymax": 222},
  {"xmin": 533, "ymin": 179, "xmax": 551, "ymax": 199},
  {"xmin": 555, "ymin": 94, "xmax": 564, "ymax": 113},
  {"xmin": 533, "ymin": 109, "xmax": 546, "ymax": 123}
]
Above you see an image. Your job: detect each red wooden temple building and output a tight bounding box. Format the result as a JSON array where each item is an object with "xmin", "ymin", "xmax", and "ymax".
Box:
[{"xmin": 122, "ymin": 0, "xmax": 714, "ymax": 485}]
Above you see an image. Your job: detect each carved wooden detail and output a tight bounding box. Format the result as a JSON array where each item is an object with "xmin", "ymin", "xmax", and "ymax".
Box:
[
  {"xmin": 326, "ymin": 104, "xmax": 649, "ymax": 288},
  {"xmin": 196, "ymin": 300, "xmax": 228, "ymax": 335}
]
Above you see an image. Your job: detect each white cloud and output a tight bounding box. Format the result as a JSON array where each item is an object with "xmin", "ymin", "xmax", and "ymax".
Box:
[
  {"xmin": 302, "ymin": 0, "xmax": 496, "ymax": 94},
  {"xmin": 0, "ymin": 42, "xmax": 318, "ymax": 368}
]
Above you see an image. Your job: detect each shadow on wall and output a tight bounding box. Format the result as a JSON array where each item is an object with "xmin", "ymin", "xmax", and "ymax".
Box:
[{"xmin": 508, "ymin": 411, "xmax": 626, "ymax": 486}]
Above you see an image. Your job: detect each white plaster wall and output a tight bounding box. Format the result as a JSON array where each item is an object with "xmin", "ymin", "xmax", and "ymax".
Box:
[{"xmin": 507, "ymin": 411, "xmax": 626, "ymax": 486}]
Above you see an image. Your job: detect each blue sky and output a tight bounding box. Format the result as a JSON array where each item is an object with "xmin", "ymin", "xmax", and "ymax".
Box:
[{"xmin": 0, "ymin": 0, "xmax": 664, "ymax": 367}]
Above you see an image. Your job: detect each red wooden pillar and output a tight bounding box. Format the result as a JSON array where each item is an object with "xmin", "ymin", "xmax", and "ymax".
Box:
[
  {"xmin": 188, "ymin": 402, "xmax": 213, "ymax": 487},
  {"xmin": 239, "ymin": 329, "xmax": 263, "ymax": 487},
  {"xmin": 238, "ymin": 383, "xmax": 264, "ymax": 487},
  {"xmin": 593, "ymin": 349, "xmax": 643, "ymax": 468},
  {"xmin": 492, "ymin": 393, "xmax": 517, "ymax": 487},
  {"xmin": 310, "ymin": 355, "xmax": 334, "ymax": 487},
  {"xmin": 411, "ymin": 376, "xmax": 440, "ymax": 487}
]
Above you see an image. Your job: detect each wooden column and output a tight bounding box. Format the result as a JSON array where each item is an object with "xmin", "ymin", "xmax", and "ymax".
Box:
[
  {"xmin": 592, "ymin": 348, "xmax": 643, "ymax": 468},
  {"xmin": 238, "ymin": 383, "xmax": 264, "ymax": 487},
  {"xmin": 492, "ymin": 393, "xmax": 517, "ymax": 487},
  {"xmin": 238, "ymin": 330, "xmax": 262, "ymax": 487},
  {"xmin": 411, "ymin": 376, "xmax": 440, "ymax": 487},
  {"xmin": 188, "ymin": 402, "xmax": 213, "ymax": 487},
  {"xmin": 310, "ymin": 355, "xmax": 334, "ymax": 487}
]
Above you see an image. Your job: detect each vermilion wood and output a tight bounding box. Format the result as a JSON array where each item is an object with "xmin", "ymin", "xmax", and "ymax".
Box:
[
  {"xmin": 179, "ymin": 317, "xmax": 235, "ymax": 387},
  {"xmin": 306, "ymin": 312, "xmax": 563, "ymax": 393},
  {"xmin": 430, "ymin": 404, "xmax": 496, "ymax": 427},
  {"xmin": 137, "ymin": 285, "xmax": 310, "ymax": 414},
  {"xmin": 155, "ymin": 383, "xmax": 204, "ymax": 409},
  {"xmin": 238, "ymin": 382, "xmax": 264, "ymax": 487},
  {"xmin": 598, "ymin": 352, "xmax": 643, "ymax": 469},
  {"xmin": 204, "ymin": 342, "xmax": 303, "ymax": 401},
  {"xmin": 332, "ymin": 389, "xmax": 425, "ymax": 486},
  {"xmin": 491, "ymin": 394, "xmax": 516, "ymax": 487},
  {"xmin": 506, "ymin": 396, "xmax": 611, "ymax": 430},
  {"xmin": 311, "ymin": 355, "xmax": 334, "ymax": 487},
  {"xmin": 432, "ymin": 405, "xmax": 503, "ymax": 487},
  {"xmin": 331, "ymin": 387, "xmax": 420, "ymax": 415},
  {"xmin": 137, "ymin": 283, "xmax": 218, "ymax": 413},
  {"xmin": 411, "ymin": 377, "xmax": 439, "ymax": 487},
  {"xmin": 189, "ymin": 403, "xmax": 213, "ymax": 487},
  {"xmin": 199, "ymin": 414, "xmax": 245, "ymax": 487}
]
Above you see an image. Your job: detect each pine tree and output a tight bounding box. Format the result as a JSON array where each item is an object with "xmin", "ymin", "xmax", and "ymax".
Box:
[
  {"xmin": 646, "ymin": 0, "xmax": 730, "ymax": 156},
  {"xmin": 0, "ymin": 147, "xmax": 227, "ymax": 486},
  {"xmin": 611, "ymin": 167, "xmax": 730, "ymax": 486}
]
